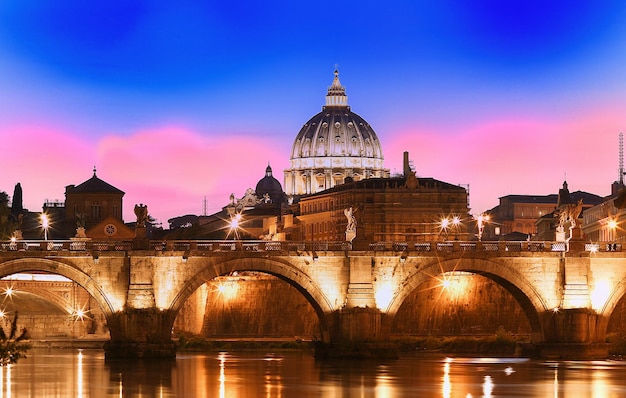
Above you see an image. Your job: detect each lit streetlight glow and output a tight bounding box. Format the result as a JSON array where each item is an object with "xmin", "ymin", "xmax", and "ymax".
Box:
[
  {"xmin": 229, "ymin": 213, "xmax": 242, "ymax": 239},
  {"xmin": 41, "ymin": 213, "xmax": 50, "ymax": 240},
  {"xmin": 474, "ymin": 213, "xmax": 490, "ymax": 241}
]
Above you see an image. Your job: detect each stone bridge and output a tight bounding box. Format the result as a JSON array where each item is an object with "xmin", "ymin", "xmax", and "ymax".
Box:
[{"xmin": 0, "ymin": 238, "xmax": 624, "ymax": 358}]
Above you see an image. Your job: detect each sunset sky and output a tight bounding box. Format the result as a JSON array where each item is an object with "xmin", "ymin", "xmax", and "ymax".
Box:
[{"xmin": 1, "ymin": 2, "xmax": 626, "ymax": 226}]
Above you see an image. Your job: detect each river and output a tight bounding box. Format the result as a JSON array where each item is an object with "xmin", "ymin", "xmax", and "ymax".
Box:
[{"xmin": 3, "ymin": 348, "xmax": 626, "ymax": 397}]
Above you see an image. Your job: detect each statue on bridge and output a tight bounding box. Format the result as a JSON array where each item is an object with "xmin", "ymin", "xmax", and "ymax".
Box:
[
  {"xmin": 134, "ymin": 204, "xmax": 149, "ymax": 227},
  {"xmin": 555, "ymin": 199, "xmax": 583, "ymax": 231},
  {"xmin": 554, "ymin": 199, "xmax": 583, "ymax": 246},
  {"xmin": 345, "ymin": 207, "xmax": 357, "ymax": 242}
]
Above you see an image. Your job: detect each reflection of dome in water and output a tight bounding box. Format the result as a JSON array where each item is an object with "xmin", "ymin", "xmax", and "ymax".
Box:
[
  {"xmin": 255, "ymin": 165, "xmax": 285, "ymax": 204},
  {"xmin": 284, "ymin": 69, "xmax": 389, "ymax": 196}
]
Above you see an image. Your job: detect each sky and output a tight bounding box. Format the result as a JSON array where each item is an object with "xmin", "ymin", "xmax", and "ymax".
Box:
[{"xmin": 1, "ymin": 1, "xmax": 626, "ymax": 227}]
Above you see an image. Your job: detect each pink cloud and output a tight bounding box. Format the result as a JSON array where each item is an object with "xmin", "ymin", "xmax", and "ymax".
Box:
[
  {"xmin": 385, "ymin": 104, "xmax": 622, "ymax": 213},
  {"xmin": 1, "ymin": 124, "xmax": 290, "ymax": 226},
  {"xmin": 1, "ymin": 124, "xmax": 96, "ymax": 210},
  {"xmin": 97, "ymin": 126, "xmax": 289, "ymax": 224}
]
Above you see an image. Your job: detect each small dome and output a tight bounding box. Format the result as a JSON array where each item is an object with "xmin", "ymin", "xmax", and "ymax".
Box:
[{"xmin": 255, "ymin": 165, "xmax": 285, "ymax": 204}]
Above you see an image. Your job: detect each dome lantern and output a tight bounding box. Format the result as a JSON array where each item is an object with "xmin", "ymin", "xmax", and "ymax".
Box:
[{"xmin": 325, "ymin": 69, "xmax": 348, "ymax": 108}]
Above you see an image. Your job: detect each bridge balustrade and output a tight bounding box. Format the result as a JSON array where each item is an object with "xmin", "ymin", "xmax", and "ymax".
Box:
[
  {"xmin": 460, "ymin": 242, "xmax": 476, "ymax": 251},
  {"xmin": 0, "ymin": 239, "xmax": 622, "ymax": 255},
  {"xmin": 414, "ymin": 242, "xmax": 431, "ymax": 252}
]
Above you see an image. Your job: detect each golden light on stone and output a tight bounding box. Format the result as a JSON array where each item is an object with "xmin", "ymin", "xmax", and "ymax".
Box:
[
  {"xmin": 317, "ymin": 277, "xmax": 344, "ymax": 311},
  {"xmin": 439, "ymin": 272, "xmax": 470, "ymax": 299},
  {"xmin": 70, "ymin": 305, "xmax": 90, "ymax": 321},
  {"xmin": 374, "ymin": 281, "xmax": 394, "ymax": 310},
  {"xmin": 215, "ymin": 279, "xmax": 239, "ymax": 301},
  {"xmin": 590, "ymin": 279, "xmax": 611, "ymax": 311},
  {"xmin": 3, "ymin": 286, "xmax": 15, "ymax": 298}
]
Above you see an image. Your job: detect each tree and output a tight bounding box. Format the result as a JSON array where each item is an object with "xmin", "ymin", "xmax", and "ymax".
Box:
[
  {"xmin": 0, "ymin": 312, "xmax": 30, "ymax": 366},
  {"xmin": 0, "ymin": 191, "xmax": 16, "ymax": 240},
  {"xmin": 10, "ymin": 183, "xmax": 23, "ymax": 217}
]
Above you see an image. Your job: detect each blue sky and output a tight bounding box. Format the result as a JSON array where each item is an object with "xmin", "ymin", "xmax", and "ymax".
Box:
[{"xmin": 1, "ymin": 1, "xmax": 625, "ymax": 225}]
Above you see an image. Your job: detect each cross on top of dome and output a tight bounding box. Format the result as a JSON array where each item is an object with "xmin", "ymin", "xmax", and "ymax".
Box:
[{"xmin": 325, "ymin": 68, "xmax": 348, "ymax": 108}]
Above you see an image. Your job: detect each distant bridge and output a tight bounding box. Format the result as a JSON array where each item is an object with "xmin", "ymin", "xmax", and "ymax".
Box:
[{"xmin": 0, "ymin": 238, "xmax": 623, "ymax": 358}]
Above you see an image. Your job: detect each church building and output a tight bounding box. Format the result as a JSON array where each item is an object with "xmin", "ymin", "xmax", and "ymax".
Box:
[{"xmin": 283, "ymin": 70, "xmax": 389, "ymax": 196}]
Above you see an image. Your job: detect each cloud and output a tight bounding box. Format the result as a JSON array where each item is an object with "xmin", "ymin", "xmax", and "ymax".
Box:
[
  {"xmin": 97, "ymin": 126, "xmax": 289, "ymax": 223},
  {"xmin": 1, "ymin": 124, "xmax": 289, "ymax": 225},
  {"xmin": 385, "ymin": 104, "xmax": 622, "ymax": 212},
  {"xmin": 0, "ymin": 124, "xmax": 96, "ymax": 209}
]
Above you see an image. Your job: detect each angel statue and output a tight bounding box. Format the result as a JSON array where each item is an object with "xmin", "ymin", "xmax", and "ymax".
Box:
[
  {"xmin": 344, "ymin": 207, "xmax": 357, "ymax": 233},
  {"xmin": 134, "ymin": 204, "xmax": 149, "ymax": 227}
]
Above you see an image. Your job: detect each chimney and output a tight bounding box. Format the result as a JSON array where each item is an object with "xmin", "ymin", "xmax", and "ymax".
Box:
[{"xmin": 403, "ymin": 151, "xmax": 411, "ymax": 177}]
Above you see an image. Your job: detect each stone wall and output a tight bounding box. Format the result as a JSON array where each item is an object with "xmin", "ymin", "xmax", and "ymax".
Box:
[
  {"xmin": 393, "ymin": 272, "xmax": 531, "ymax": 335},
  {"xmin": 174, "ymin": 273, "xmax": 320, "ymax": 339},
  {"xmin": 173, "ymin": 272, "xmax": 532, "ymax": 339}
]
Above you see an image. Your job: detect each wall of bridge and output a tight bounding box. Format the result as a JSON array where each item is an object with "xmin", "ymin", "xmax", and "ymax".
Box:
[{"xmin": 1, "ymin": 240, "xmax": 626, "ymax": 357}]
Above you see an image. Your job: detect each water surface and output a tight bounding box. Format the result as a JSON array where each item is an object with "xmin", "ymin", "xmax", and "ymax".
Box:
[{"xmin": 3, "ymin": 349, "xmax": 626, "ymax": 397}]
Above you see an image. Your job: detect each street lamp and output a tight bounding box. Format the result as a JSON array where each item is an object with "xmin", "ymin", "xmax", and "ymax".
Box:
[
  {"xmin": 41, "ymin": 213, "xmax": 49, "ymax": 240},
  {"xmin": 608, "ymin": 218, "xmax": 617, "ymax": 240},
  {"xmin": 474, "ymin": 213, "xmax": 490, "ymax": 241},
  {"xmin": 439, "ymin": 217, "xmax": 451, "ymax": 240},
  {"xmin": 439, "ymin": 216, "xmax": 463, "ymax": 240},
  {"xmin": 229, "ymin": 213, "xmax": 242, "ymax": 240}
]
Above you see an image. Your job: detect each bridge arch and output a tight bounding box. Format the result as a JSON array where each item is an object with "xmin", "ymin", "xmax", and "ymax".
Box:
[
  {"xmin": 595, "ymin": 278, "xmax": 626, "ymax": 338},
  {"xmin": 0, "ymin": 283, "xmax": 70, "ymax": 314},
  {"xmin": 386, "ymin": 257, "xmax": 548, "ymax": 340},
  {"xmin": 168, "ymin": 257, "xmax": 335, "ymax": 342},
  {"xmin": 0, "ymin": 258, "xmax": 116, "ymax": 318}
]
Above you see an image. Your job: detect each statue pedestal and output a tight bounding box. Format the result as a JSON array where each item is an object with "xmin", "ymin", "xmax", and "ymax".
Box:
[
  {"xmin": 345, "ymin": 230, "xmax": 356, "ymax": 243},
  {"xmin": 134, "ymin": 226, "xmax": 149, "ymax": 250},
  {"xmin": 556, "ymin": 231, "xmax": 567, "ymax": 242},
  {"xmin": 75, "ymin": 227, "xmax": 87, "ymax": 238}
]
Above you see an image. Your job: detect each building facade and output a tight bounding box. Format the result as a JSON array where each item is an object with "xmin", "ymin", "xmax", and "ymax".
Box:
[
  {"xmin": 64, "ymin": 168, "xmax": 125, "ymax": 236},
  {"xmin": 485, "ymin": 182, "xmax": 602, "ymax": 240},
  {"xmin": 297, "ymin": 153, "xmax": 470, "ymax": 242}
]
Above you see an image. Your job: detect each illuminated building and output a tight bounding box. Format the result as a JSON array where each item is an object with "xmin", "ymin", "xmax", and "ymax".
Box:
[
  {"xmin": 484, "ymin": 181, "xmax": 602, "ymax": 240},
  {"xmin": 296, "ymin": 152, "xmax": 470, "ymax": 242},
  {"xmin": 283, "ymin": 69, "xmax": 389, "ymax": 196}
]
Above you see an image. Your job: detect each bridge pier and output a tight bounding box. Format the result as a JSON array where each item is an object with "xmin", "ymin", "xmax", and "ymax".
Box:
[
  {"xmin": 521, "ymin": 308, "xmax": 609, "ymax": 359},
  {"xmin": 104, "ymin": 309, "xmax": 177, "ymax": 359},
  {"xmin": 316, "ymin": 307, "xmax": 395, "ymax": 359}
]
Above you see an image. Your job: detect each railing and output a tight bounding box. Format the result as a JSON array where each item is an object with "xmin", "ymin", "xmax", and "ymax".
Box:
[{"xmin": 0, "ymin": 239, "xmax": 621, "ymax": 254}]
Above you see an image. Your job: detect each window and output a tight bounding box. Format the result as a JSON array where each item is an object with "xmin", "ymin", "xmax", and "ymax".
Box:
[{"xmin": 91, "ymin": 202, "xmax": 102, "ymax": 220}]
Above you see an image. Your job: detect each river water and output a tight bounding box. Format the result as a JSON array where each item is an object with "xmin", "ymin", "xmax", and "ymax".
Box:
[{"xmin": 3, "ymin": 348, "xmax": 626, "ymax": 397}]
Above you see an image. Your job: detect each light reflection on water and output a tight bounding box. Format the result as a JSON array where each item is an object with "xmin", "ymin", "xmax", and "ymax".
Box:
[{"xmin": 0, "ymin": 349, "xmax": 626, "ymax": 397}]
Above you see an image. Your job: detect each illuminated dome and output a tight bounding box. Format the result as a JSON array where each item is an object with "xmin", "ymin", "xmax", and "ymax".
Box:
[
  {"xmin": 284, "ymin": 70, "xmax": 389, "ymax": 195},
  {"xmin": 255, "ymin": 164, "xmax": 285, "ymax": 204}
]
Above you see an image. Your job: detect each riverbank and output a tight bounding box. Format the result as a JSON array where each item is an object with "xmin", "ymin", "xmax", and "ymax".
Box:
[{"xmin": 25, "ymin": 331, "xmax": 626, "ymax": 359}]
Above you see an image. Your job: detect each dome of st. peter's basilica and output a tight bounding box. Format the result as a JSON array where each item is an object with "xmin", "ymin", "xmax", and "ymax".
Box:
[{"xmin": 283, "ymin": 70, "xmax": 389, "ymax": 196}]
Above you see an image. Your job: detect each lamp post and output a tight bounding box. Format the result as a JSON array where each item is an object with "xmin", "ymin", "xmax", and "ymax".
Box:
[
  {"xmin": 229, "ymin": 213, "xmax": 242, "ymax": 240},
  {"xmin": 439, "ymin": 217, "xmax": 450, "ymax": 241},
  {"xmin": 474, "ymin": 213, "xmax": 489, "ymax": 241},
  {"xmin": 41, "ymin": 214, "xmax": 49, "ymax": 241},
  {"xmin": 608, "ymin": 218, "xmax": 618, "ymax": 250},
  {"xmin": 451, "ymin": 216, "xmax": 461, "ymax": 240}
]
